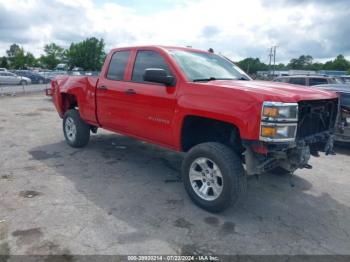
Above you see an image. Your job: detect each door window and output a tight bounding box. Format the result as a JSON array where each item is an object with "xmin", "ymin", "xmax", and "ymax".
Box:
[
  {"xmin": 309, "ymin": 78, "xmax": 328, "ymax": 86},
  {"xmin": 275, "ymin": 78, "xmax": 289, "ymax": 83},
  {"xmin": 132, "ymin": 51, "xmax": 172, "ymax": 82},
  {"xmin": 289, "ymin": 77, "xmax": 306, "ymax": 85},
  {"xmin": 106, "ymin": 51, "xmax": 131, "ymax": 80}
]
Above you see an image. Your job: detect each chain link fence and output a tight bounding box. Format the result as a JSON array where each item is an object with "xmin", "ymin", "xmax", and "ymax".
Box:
[{"xmin": 0, "ymin": 71, "xmax": 100, "ymax": 96}]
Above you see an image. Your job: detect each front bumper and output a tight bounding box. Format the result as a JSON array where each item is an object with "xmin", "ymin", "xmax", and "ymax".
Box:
[{"xmin": 243, "ymin": 131, "xmax": 334, "ymax": 175}]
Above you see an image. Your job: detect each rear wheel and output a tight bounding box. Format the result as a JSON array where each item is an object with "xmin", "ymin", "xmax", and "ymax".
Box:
[
  {"xmin": 182, "ymin": 142, "xmax": 246, "ymax": 213},
  {"xmin": 19, "ymin": 80, "xmax": 28, "ymax": 85},
  {"xmin": 63, "ymin": 109, "xmax": 90, "ymax": 148}
]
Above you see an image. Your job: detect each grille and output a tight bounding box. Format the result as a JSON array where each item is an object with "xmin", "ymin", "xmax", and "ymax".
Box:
[{"xmin": 297, "ymin": 98, "xmax": 338, "ymax": 139}]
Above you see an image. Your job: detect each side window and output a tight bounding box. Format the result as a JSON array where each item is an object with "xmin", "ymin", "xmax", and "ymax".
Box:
[
  {"xmin": 132, "ymin": 50, "xmax": 172, "ymax": 82},
  {"xmin": 275, "ymin": 78, "xmax": 289, "ymax": 83},
  {"xmin": 107, "ymin": 51, "xmax": 130, "ymax": 80},
  {"xmin": 289, "ymin": 77, "xmax": 306, "ymax": 85},
  {"xmin": 309, "ymin": 78, "xmax": 328, "ymax": 86}
]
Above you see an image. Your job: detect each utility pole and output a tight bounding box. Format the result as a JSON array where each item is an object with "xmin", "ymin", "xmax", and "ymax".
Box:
[
  {"xmin": 273, "ymin": 45, "xmax": 277, "ymax": 78},
  {"xmin": 268, "ymin": 45, "xmax": 277, "ymax": 79},
  {"xmin": 268, "ymin": 47, "xmax": 273, "ymax": 78}
]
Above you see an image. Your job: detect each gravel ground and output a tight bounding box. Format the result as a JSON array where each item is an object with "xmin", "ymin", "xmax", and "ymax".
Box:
[{"xmin": 0, "ymin": 93, "xmax": 350, "ymax": 256}]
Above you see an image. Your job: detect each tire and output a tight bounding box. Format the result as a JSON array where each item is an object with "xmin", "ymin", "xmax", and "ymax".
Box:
[
  {"xmin": 38, "ymin": 79, "xmax": 43, "ymax": 84},
  {"xmin": 63, "ymin": 109, "xmax": 90, "ymax": 148},
  {"xmin": 19, "ymin": 80, "xmax": 27, "ymax": 85},
  {"xmin": 182, "ymin": 142, "xmax": 246, "ymax": 213}
]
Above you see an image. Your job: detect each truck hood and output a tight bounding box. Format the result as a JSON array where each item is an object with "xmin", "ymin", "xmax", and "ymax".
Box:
[{"xmin": 199, "ymin": 80, "xmax": 338, "ymax": 103}]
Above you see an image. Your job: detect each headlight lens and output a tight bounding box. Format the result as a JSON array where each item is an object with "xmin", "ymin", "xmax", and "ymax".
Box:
[
  {"xmin": 260, "ymin": 124, "xmax": 297, "ymax": 141},
  {"xmin": 262, "ymin": 102, "xmax": 298, "ymax": 121},
  {"xmin": 260, "ymin": 102, "xmax": 298, "ymax": 142}
]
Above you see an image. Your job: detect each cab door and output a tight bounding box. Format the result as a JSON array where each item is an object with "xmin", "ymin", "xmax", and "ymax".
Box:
[
  {"xmin": 96, "ymin": 50, "xmax": 132, "ymax": 132},
  {"xmin": 119, "ymin": 50, "xmax": 177, "ymax": 146}
]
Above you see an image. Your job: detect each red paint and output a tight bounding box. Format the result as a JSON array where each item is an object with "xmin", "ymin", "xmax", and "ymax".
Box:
[{"xmin": 51, "ymin": 45, "xmax": 338, "ymax": 152}]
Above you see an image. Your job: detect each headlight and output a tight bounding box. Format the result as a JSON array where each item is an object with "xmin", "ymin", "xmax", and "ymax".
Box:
[
  {"xmin": 260, "ymin": 102, "xmax": 298, "ymax": 142},
  {"xmin": 260, "ymin": 123, "xmax": 297, "ymax": 142},
  {"xmin": 262, "ymin": 102, "xmax": 298, "ymax": 121}
]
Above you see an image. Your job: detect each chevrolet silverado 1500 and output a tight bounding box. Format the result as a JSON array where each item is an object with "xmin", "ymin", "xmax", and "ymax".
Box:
[{"xmin": 51, "ymin": 46, "xmax": 338, "ymax": 212}]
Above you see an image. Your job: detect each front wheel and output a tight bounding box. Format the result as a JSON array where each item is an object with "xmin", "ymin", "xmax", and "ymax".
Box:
[
  {"xmin": 182, "ymin": 142, "xmax": 246, "ymax": 213},
  {"xmin": 19, "ymin": 80, "xmax": 28, "ymax": 85},
  {"xmin": 63, "ymin": 109, "xmax": 90, "ymax": 148}
]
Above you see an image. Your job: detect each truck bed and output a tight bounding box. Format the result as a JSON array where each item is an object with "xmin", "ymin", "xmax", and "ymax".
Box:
[{"xmin": 51, "ymin": 75, "xmax": 99, "ymax": 125}]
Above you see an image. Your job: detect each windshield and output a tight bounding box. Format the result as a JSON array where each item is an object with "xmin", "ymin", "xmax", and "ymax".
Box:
[{"xmin": 169, "ymin": 50, "xmax": 250, "ymax": 82}]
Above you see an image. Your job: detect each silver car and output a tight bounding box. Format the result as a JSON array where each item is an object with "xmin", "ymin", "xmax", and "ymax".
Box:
[{"xmin": 0, "ymin": 72, "xmax": 31, "ymax": 85}]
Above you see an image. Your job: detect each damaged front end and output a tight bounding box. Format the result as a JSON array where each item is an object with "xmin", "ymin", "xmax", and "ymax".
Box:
[
  {"xmin": 335, "ymin": 93, "xmax": 350, "ymax": 143},
  {"xmin": 244, "ymin": 98, "xmax": 338, "ymax": 175}
]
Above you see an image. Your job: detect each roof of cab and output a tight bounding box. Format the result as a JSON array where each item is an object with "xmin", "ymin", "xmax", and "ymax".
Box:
[{"xmin": 110, "ymin": 45, "xmax": 208, "ymax": 54}]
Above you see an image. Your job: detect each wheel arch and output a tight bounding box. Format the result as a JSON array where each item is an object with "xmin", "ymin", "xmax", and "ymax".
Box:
[{"xmin": 180, "ymin": 115, "xmax": 243, "ymax": 153}]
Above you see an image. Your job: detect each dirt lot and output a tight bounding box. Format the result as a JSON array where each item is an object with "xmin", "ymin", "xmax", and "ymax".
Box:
[{"xmin": 1, "ymin": 93, "xmax": 350, "ymax": 256}]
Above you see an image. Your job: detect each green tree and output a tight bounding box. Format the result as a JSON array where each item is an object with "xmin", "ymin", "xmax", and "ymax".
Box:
[
  {"xmin": 0, "ymin": 56, "xmax": 9, "ymax": 68},
  {"xmin": 25, "ymin": 52, "xmax": 39, "ymax": 68},
  {"xmin": 311, "ymin": 62, "xmax": 324, "ymax": 71},
  {"xmin": 275, "ymin": 63, "xmax": 287, "ymax": 70},
  {"xmin": 65, "ymin": 37, "xmax": 105, "ymax": 70},
  {"xmin": 323, "ymin": 54, "xmax": 350, "ymax": 70},
  {"xmin": 6, "ymin": 44, "xmax": 26, "ymax": 69},
  {"xmin": 40, "ymin": 43, "xmax": 64, "ymax": 69},
  {"xmin": 287, "ymin": 55, "xmax": 313, "ymax": 70},
  {"xmin": 237, "ymin": 58, "xmax": 268, "ymax": 74},
  {"xmin": 5, "ymin": 44, "xmax": 38, "ymax": 69}
]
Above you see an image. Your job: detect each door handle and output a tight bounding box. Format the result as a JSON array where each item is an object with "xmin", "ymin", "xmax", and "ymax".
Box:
[
  {"xmin": 98, "ymin": 85, "xmax": 108, "ymax": 90},
  {"xmin": 125, "ymin": 89, "xmax": 136, "ymax": 95}
]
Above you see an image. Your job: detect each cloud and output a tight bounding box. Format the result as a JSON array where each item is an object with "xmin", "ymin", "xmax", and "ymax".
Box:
[
  {"xmin": 0, "ymin": 0, "xmax": 349, "ymax": 63},
  {"xmin": 201, "ymin": 26, "xmax": 221, "ymax": 38}
]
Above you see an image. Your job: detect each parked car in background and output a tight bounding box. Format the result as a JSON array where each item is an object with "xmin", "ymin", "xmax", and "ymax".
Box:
[
  {"xmin": 274, "ymin": 75, "xmax": 343, "ymax": 86},
  {"xmin": 44, "ymin": 71, "xmax": 68, "ymax": 80},
  {"xmin": 0, "ymin": 72, "xmax": 31, "ymax": 85},
  {"xmin": 314, "ymin": 84, "xmax": 350, "ymax": 143},
  {"xmin": 339, "ymin": 75, "xmax": 350, "ymax": 84},
  {"xmin": 14, "ymin": 70, "xmax": 50, "ymax": 84}
]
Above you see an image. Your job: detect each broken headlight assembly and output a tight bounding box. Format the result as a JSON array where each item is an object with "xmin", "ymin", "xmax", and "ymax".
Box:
[{"xmin": 260, "ymin": 102, "xmax": 298, "ymax": 142}]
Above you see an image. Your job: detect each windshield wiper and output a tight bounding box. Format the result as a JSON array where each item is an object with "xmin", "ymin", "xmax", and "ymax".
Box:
[{"xmin": 193, "ymin": 77, "xmax": 237, "ymax": 82}]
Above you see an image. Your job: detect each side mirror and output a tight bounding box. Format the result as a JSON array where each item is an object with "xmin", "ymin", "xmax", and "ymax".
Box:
[{"xmin": 143, "ymin": 68, "xmax": 175, "ymax": 86}]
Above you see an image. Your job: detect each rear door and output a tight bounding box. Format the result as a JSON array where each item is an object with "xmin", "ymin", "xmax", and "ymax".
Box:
[{"xmin": 96, "ymin": 50, "xmax": 132, "ymax": 131}]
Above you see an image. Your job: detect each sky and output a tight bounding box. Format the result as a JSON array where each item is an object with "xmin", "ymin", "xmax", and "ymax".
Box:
[{"xmin": 0, "ymin": 0, "xmax": 349, "ymax": 64}]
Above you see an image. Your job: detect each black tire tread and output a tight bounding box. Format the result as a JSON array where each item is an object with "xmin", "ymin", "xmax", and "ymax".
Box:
[{"xmin": 63, "ymin": 109, "xmax": 90, "ymax": 148}]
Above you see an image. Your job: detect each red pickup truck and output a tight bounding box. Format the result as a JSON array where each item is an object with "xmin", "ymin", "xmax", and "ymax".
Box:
[{"xmin": 51, "ymin": 46, "xmax": 338, "ymax": 212}]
